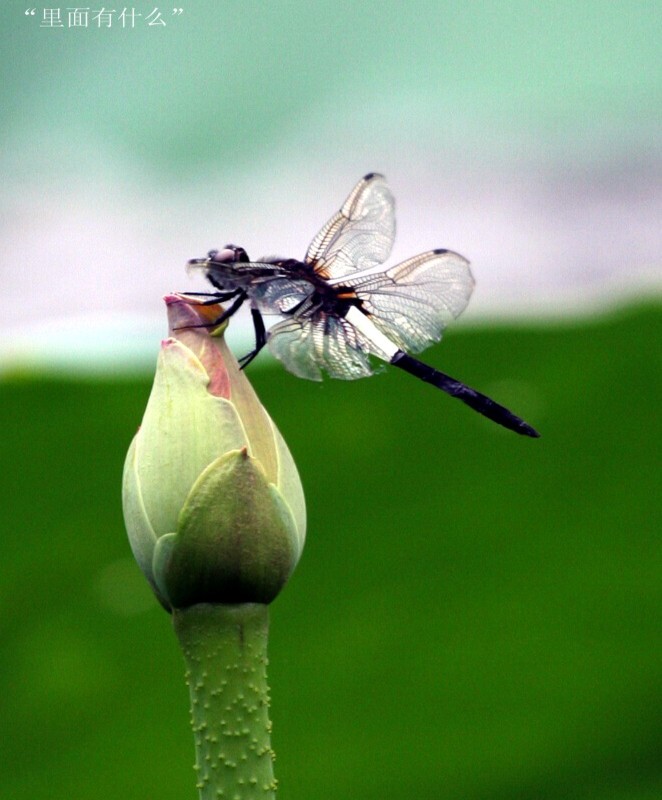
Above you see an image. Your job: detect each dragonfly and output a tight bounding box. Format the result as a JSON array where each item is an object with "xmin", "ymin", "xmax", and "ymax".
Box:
[{"xmin": 186, "ymin": 173, "xmax": 539, "ymax": 437}]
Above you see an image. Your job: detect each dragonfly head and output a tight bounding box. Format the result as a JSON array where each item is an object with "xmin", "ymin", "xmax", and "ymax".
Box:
[
  {"xmin": 209, "ymin": 244, "xmax": 250, "ymax": 265},
  {"xmin": 187, "ymin": 244, "xmax": 250, "ymax": 269},
  {"xmin": 186, "ymin": 245, "xmax": 252, "ymax": 292}
]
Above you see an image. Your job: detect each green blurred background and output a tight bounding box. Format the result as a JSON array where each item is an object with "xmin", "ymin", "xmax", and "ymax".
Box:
[{"xmin": 1, "ymin": 2, "xmax": 660, "ymax": 798}]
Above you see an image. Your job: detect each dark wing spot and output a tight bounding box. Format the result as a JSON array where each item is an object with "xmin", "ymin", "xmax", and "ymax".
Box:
[{"xmin": 433, "ymin": 248, "xmax": 449, "ymax": 255}]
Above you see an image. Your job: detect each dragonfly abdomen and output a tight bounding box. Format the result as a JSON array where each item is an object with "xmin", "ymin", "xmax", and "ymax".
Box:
[{"xmin": 390, "ymin": 352, "xmax": 540, "ymax": 438}]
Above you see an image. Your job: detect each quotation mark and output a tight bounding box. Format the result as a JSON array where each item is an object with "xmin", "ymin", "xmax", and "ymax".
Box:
[
  {"xmin": 25, "ymin": 8, "xmax": 37, "ymax": 14},
  {"xmin": 172, "ymin": 8, "xmax": 183, "ymax": 14}
]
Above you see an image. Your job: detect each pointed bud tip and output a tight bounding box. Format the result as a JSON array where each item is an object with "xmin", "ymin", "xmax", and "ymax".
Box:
[{"xmin": 164, "ymin": 294, "xmax": 229, "ymax": 338}]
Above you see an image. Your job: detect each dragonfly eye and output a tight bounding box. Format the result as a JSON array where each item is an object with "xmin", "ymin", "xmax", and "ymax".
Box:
[
  {"xmin": 209, "ymin": 245, "xmax": 249, "ymax": 265},
  {"xmin": 226, "ymin": 244, "xmax": 249, "ymax": 263}
]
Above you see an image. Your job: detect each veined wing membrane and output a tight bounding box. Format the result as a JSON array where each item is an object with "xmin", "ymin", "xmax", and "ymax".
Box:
[
  {"xmin": 351, "ymin": 250, "xmax": 475, "ymax": 354},
  {"xmin": 247, "ymin": 271, "xmax": 316, "ymax": 315},
  {"xmin": 305, "ymin": 173, "xmax": 395, "ymax": 279},
  {"xmin": 267, "ymin": 314, "xmax": 374, "ymax": 381}
]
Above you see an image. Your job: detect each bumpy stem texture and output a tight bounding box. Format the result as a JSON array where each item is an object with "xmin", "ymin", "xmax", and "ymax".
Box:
[{"xmin": 173, "ymin": 603, "xmax": 276, "ymax": 799}]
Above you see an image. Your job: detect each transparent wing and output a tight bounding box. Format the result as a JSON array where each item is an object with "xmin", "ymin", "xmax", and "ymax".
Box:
[
  {"xmin": 351, "ymin": 249, "xmax": 474, "ymax": 354},
  {"xmin": 247, "ymin": 272, "xmax": 315, "ymax": 315},
  {"xmin": 305, "ymin": 173, "xmax": 395, "ymax": 279},
  {"xmin": 267, "ymin": 313, "xmax": 374, "ymax": 381}
]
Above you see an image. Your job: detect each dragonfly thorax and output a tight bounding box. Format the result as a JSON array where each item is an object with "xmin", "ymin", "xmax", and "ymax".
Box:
[{"xmin": 307, "ymin": 285, "xmax": 362, "ymax": 316}]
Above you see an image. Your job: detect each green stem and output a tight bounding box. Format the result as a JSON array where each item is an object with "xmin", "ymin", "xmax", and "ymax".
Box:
[{"xmin": 173, "ymin": 603, "xmax": 276, "ymax": 799}]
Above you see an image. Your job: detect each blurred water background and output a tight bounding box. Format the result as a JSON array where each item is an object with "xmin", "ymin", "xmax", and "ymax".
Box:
[
  {"xmin": 1, "ymin": 0, "xmax": 659, "ymax": 368},
  {"xmin": 0, "ymin": 2, "xmax": 660, "ymax": 799}
]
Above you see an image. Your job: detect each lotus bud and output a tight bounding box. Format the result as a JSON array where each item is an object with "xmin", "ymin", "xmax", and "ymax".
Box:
[{"xmin": 122, "ymin": 297, "xmax": 306, "ymax": 610}]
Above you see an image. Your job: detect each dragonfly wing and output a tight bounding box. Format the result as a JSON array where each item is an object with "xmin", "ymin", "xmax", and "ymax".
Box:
[
  {"xmin": 267, "ymin": 313, "xmax": 374, "ymax": 381},
  {"xmin": 248, "ymin": 273, "xmax": 316, "ymax": 315},
  {"xmin": 352, "ymin": 249, "xmax": 474, "ymax": 353},
  {"xmin": 305, "ymin": 173, "xmax": 395, "ymax": 279}
]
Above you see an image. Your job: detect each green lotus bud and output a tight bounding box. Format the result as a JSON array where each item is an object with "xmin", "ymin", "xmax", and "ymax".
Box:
[{"xmin": 122, "ymin": 296, "xmax": 306, "ymax": 610}]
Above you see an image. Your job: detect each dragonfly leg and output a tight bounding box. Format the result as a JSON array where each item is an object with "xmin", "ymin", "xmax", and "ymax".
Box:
[
  {"xmin": 177, "ymin": 289, "xmax": 239, "ymax": 306},
  {"xmin": 174, "ymin": 291, "xmax": 247, "ymax": 330},
  {"xmin": 178, "ymin": 289, "xmax": 242, "ymax": 306},
  {"xmin": 238, "ymin": 308, "xmax": 267, "ymax": 370}
]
